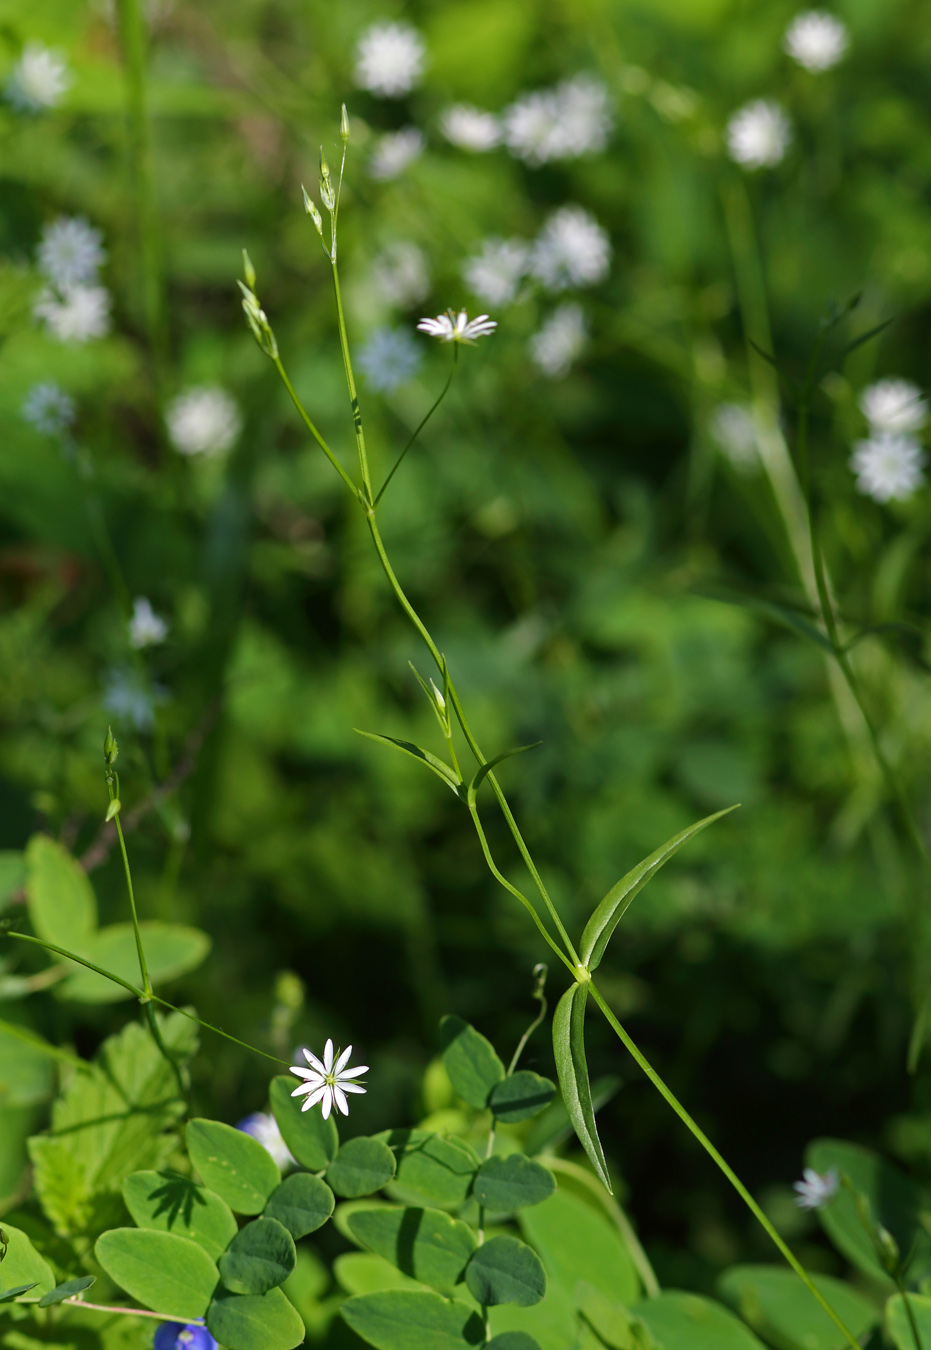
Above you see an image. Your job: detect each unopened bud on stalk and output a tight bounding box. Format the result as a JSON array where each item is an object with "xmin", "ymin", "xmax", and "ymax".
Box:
[
  {"xmin": 302, "ymin": 186, "xmax": 324, "ymax": 237},
  {"xmin": 340, "ymin": 103, "xmax": 350, "ymax": 142},
  {"xmin": 319, "ymin": 147, "xmax": 336, "ymax": 211},
  {"xmin": 429, "ymin": 678, "xmax": 446, "ymax": 712},
  {"xmin": 237, "ymin": 282, "xmax": 279, "ymax": 359},
  {"xmin": 877, "ymin": 1225, "xmax": 900, "ymax": 1275},
  {"xmin": 242, "ymin": 248, "xmax": 256, "ymax": 291},
  {"xmin": 104, "ymin": 726, "xmax": 118, "ymax": 767}
]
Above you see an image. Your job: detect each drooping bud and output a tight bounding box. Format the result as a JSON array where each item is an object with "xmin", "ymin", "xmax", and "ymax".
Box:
[
  {"xmin": 340, "ymin": 103, "xmax": 350, "ymax": 142},
  {"xmin": 241, "ymin": 248, "xmax": 256, "ymax": 291},
  {"xmin": 238, "ymin": 282, "xmax": 279, "ymax": 359},
  {"xmin": 301, "ymin": 186, "xmax": 324, "ymax": 237}
]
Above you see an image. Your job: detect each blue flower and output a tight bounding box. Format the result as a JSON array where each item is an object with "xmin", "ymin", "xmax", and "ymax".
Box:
[
  {"xmin": 153, "ymin": 1323, "xmax": 217, "ymax": 1350},
  {"xmin": 357, "ymin": 327, "xmax": 422, "ymax": 393}
]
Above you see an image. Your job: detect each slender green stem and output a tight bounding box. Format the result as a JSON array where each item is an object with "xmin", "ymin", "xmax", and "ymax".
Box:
[
  {"xmin": 895, "ymin": 1272, "xmax": 924, "ymax": 1350},
  {"xmin": 374, "ymin": 352, "xmax": 459, "ymax": 506},
  {"xmin": 274, "ymin": 356, "xmax": 362, "ymax": 501},
  {"xmin": 544, "ymin": 1156, "xmax": 660, "ymax": 1299},
  {"xmin": 16, "ymin": 1296, "xmax": 204, "ymax": 1324},
  {"xmin": 587, "ymin": 982, "xmax": 862, "ymax": 1350},
  {"xmin": 331, "ymin": 258, "xmax": 373, "ymax": 501},
  {"xmin": 108, "ymin": 784, "xmax": 151, "ymax": 997},
  {"xmin": 507, "ymin": 964, "xmax": 548, "ymax": 1075},
  {"xmin": 115, "ymin": 0, "xmax": 167, "ymax": 367}
]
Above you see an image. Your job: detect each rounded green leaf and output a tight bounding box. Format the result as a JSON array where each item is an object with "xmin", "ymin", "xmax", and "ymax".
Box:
[
  {"xmin": 473, "ymin": 1155, "xmax": 555, "ymax": 1212},
  {"xmin": 489, "ymin": 1073, "xmax": 556, "ymax": 1124},
  {"xmin": 37, "ymin": 1275, "xmax": 96, "ymax": 1307},
  {"xmin": 486, "ymin": 1336, "xmax": 542, "ymax": 1350},
  {"xmin": 26, "ymin": 835, "xmax": 96, "ymax": 953},
  {"xmin": 218, "ymin": 1216, "xmax": 295, "ymax": 1295},
  {"xmin": 61, "ymin": 923, "xmax": 211, "ymax": 1003},
  {"xmin": 634, "ymin": 1292, "xmax": 766, "ymax": 1349},
  {"xmin": 207, "ymin": 1286, "xmax": 305, "ymax": 1350},
  {"xmin": 334, "ymin": 1252, "xmax": 421, "ymax": 1296},
  {"xmin": 886, "ymin": 1292, "xmax": 931, "ymax": 1350},
  {"xmin": 123, "ymin": 1170, "xmax": 238, "ymax": 1261},
  {"xmin": 377, "ymin": 1129, "xmax": 478, "ymax": 1207},
  {"xmin": 348, "ymin": 1206, "xmax": 476, "ymax": 1291},
  {"xmin": 520, "ymin": 1189, "xmax": 640, "ymax": 1310},
  {"xmin": 264, "ymin": 1172, "xmax": 334, "ymax": 1239},
  {"xmin": 718, "ymin": 1264, "xmax": 879, "ymax": 1350},
  {"xmin": 439, "ymin": 1015, "xmax": 505, "ymax": 1109},
  {"xmin": 327, "ymin": 1136, "xmax": 397, "ymax": 1199},
  {"xmin": 95, "ymin": 1228, "xmax": 219, "ymax": 1318},
  {"xmin": 465, "ymin": 1235, "xmax": 546, "ymax": 1307},
  {"xmin": 186, "ymin": 1118, "xmax": 281, "ymax": 1215},
  {"xmin": 341, "ymin": 1289, "xmax": 486, "ymax": 1350},
  {"xmin": 269, "ymin": 1074, "xmax": 338, "ymax": 1171},
  {"xmin": 0, "ymin": 1224, "xmax": 55, "ymax": 1295}
]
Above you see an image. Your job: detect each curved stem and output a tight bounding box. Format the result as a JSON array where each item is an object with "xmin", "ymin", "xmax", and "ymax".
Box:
[
  {"xmin": 544, "ymin": 1156, "xmax": 660, "ymax": 1299},
  {"xmin": 374, "ymin": 351, "xmax": 459, "ymax": 506},
  {"xmin": 274, "ymin": 356, "xmax": 361, "ymax": 501},
  {"xmin": 331, "ymin": 258, "xmax": 372, "ymax": 501},
  {"xmin": 587, "ymin": 981, "xmax": 862, "ymax": 1350}
]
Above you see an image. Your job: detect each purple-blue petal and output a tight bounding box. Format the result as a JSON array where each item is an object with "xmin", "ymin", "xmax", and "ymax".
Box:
[{"xmin": 153, "ymin": 1322, "xmax": 218, "ymax": 1350}]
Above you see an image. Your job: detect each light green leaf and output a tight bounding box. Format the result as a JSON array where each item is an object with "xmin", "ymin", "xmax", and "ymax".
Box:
[
  {"xmin": 341, "ymin": 1289, "xmax": 486, "ymax": 1350},
  {"xmin": 580, "ymin": 808, "xmax": 737, "ymax": 972},
  {"xmin": 0, "ymin": 851, "xmax": 25, "ymax": 908},
  {"xmin": 38, "ymin": 1275, "xmax": 96, "ymax": 1307},
  {"xmin": 334, "ymin": 1252, "xmax": 421, "ymax": 1296},
  {"xmin": 886, "ymin": 1292, "xmax": 931, "ymax": 1350},
  {"xmin": 327, "ymin": 1136, "xmax": 397, "ymax": 1199},
  {"xmin": 123, "ymin": 1170, "xmax": 238, "ymax": 1261},
  {"xmin": 268, "ymin": 1073, "xmax": 338, "ymax": 1171},
  {"xmin": 489, "ymin": 1072, "xmax": 555, "ymax": 1124},
  {"xmin": 207, "ymin": 1286, "xmax": 306, "ymax": 1350},
  {"xmin": 440, "ymin": 1015, "xmax": 506, "ymax": 1109},
  {"xmin": 466, "ymin": 744, "xmax": 541, "ymax": 806},
  {"xmin": 718, "ymin": 1265, "xmax": 879, "ymax": 1350},
  {"xmin": 25, "ymin": 835, "xmax": 96, "ymax": 953},
  {"xmin": 0, "ymin": 1282, "xmax": 38, "ymax": 1303},
  {"xmin": 218, "ymin": 1216, "xmax": 296, "ymax": 1295},
  {"xmin": 552, "ymin": 983, "xmax": 611, "ymax": 1191},
  {"xmin": 806, "ymin": 1138, "xmax": 931, "ymax": 1283},
  {"xmin": 95, "ymin": 1228, "xmax": 219, "ymax": 1318},
  {"xmin": 0, "ymin": 1018, "xmax": 57, "ymax": 1107},
  {"xmin": 485, "ymin": 1336, "xmax": 543, "ymax": 1350},
  {"xmin": 28, "ymin": 1013, "xmax": 196, "ymax": 1237},
  {"xmin": 577, "ymin": 1282, "xmax": 658, "ymax": 1350},
  {"xmin": 348, "ymin": 1206, "xmax": 476, "ymax": 1291},
  {"xmin": 60, "ymin": 923, "xmax": 211, "ymax": 1003},
  {"xmin": 355, "ymin": 730, "xmax": 461, "ymax": 792},
  {"xmin": 465, "ymin": 1235, "xmax": 546, "ymax": 1307},
  {"xmin": 186, "ymin": 1119, "xmax": 281, "ymax": 1215},
  {"xmin": 634, "ymin": 1292, "xmax": 766, "ymax": 1349},
  {"xmin": 520, "ymin": 1189, "xmax": 640, "ymax": 1311},
  {"xmin": 473, "ymin": 1155, "xmax": 555, "ymax": 1212},
  {"xmin": 377, "ymin": 1129, "xmax": 479, "ymax": 1208},
  {"xmin": 0, "ymin": 1223, "xmax": 55, "ymax": 1295},
  {"xmin": 264, "ymin": 1172, "xmax": 334, "ymax": 1239}
]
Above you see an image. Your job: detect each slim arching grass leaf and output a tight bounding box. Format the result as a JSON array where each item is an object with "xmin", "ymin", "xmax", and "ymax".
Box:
[
  {"xmin": 354, "ymin": 730, "xmax": 461, "ymax": 792},
  {"xmin": 466, "ymin": 744, "xmax": 541, "ymax": 808},
  {"xmin": 579, "ymin": 806, "xmax": 738, "ymax": 972},
  {"xmin": 552, "ymin": 983, "xmax": 611, "ymax": 1192}
]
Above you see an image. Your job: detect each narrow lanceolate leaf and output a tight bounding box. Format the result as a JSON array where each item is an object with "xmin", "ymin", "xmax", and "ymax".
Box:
[
  {"xmin": 355, "ymin": 730, "xmax": 461, "ymax": 793},
  {"xmin": 38, "ymin": 1275, "xmax": 96, "ymax": 1307},
  {"xmin": 552, "ymin": 983, "xmax": 611, "ymax": 1192},
  {"xmin": 466, "ymin": 744, "xmax": 541, "ymax": 808},
  {"xmin": 579, "ymin": 807, "xmax": 738, "ymax": 972}
]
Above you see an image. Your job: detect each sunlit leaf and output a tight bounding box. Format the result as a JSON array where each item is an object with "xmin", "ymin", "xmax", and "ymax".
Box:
[{"xmin": 552, "ymin": 983, "xmax": 611, "ymax": 1190}]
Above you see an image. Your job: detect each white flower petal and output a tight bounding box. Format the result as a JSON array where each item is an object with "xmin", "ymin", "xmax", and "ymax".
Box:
[
  {"xmin": 334, "ymin": 1045, "xmax": 353, "ymax": 1075},
  {"xmin": 323, "ymin": 1039, "xmax": 335, "ymax": 1072},
  {"xmin": 320, "ymin": 1087, "xmax": 333, "ymax": 1120},
  {"xmin": 300, "ymin": 1084, "xmax": 328, "ymax": 1111},
  {"xmin": 339, "ymin": 1081, "xmax": 367, "ymax": 1095},
  {"xmin": 302, "ymin": 1047, "xmax": 326, "ymax": 1074},
  {"xmin": 333, "ymin": 1086, "xmax": 349, "ymax": 1116},
  {"xmin": 339, "ymin": 1064, "xmax": 368, "ymax": 1079}
]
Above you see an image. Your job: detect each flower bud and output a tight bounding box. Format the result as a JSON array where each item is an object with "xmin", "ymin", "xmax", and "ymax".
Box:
[
  {"xmin": 340, "ymin": 103, "xmax": 350, "ymax": 142},
  {"xmin": 104, "ymin": 726, "xmax": 119, "ymax": 766},
  {"xmin": 429, "ymin": 678, "xmax": 446, "ymax": 712},
  {"xmin": 241, "ymin": 248, "xmax": 256, "ymax": 292},
  {"xmin": 301, "ymin": 186, "xmax": 324, "ymax": 236}
]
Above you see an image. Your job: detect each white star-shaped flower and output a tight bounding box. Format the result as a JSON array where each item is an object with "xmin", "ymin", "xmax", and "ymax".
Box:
[
  {"xmin": 793, "ymin": 1167, "xmax": 839, "ymax": 1210},
  {"xmin": 290, "ymin": 1038, "xmax": 368, "ymax": 1120},
  {"xmin": 417, "ymin": 309, "xmax": 497, "ymax": 343}
]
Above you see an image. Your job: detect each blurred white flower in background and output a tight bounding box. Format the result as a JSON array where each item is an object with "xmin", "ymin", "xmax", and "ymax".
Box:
[
  {"xmin": 371, "ymin": 241, "xmax": 430, "ymax": 308},
  {"xmin": 440, "ymin": 104, "xmax": 501, "ymax": 152},
  {"xmin": 353, "ymin": 22, "xmax": 425, "ymax": 98},
  {"xmin": 236, "ymin": 1112, "xmax": 295, "ymax": 1170},
  {"xmin": 850, "ymin": 434, "xmax": 925, "ymax": 502},
  {"xmin": 726, "ymin": 100, "xmax": 792, "ymax": 169},
  {"xmin": 463, "ymin": 239, "xmax": 529, "ymax": 307},
  {"xmin": 34, "ymin": 284, "xmax": 111, "ymax": 342},
  {"xmin": 529, "ymin": 304, "xmax": 588, "ymax": 378},
  {"xmin": 783, "ymin": 11, "xmax": 849, "ymax": 72},
  {"xmin": 129, "ymin": 597, "xmax": 169, "ymax": 650},
  {"xmin": 357, "ymin": 328, "xmax": 422, "ymax": 392},
  {"xmin": 503, "ymin": 75, "xmax": 612, "ymax": 166},
  {"xmin": 709, "ymin": 403, "xmax": 760, "ymax": 471},
  {"xmin": 859, "ymin": 378, "xmax": 927, "ymax": 434},
  {"xmin": 793, "ymin": 1167, "xmax": 839, "ymax": 1210},
  {"xmin": 166, "ymin": 386, "xmax": 242, "ymax": 457},
  {"xmin": 22, "ymin": 382, "xmax": 75, "ymax": 436},
  {"xmin": 530, "ymin": 206, "xmax": 611, "ymax": 292},
  {"xmin": 37, "ymin": 217, "xmax": 107, "ymax": 290},
  {"xmin": 103, "ymin": 668, "xmax": 168, "ymax": 731},
  {"xmin": 417, "ymin": 309, "xmax": 497, "ymax": 343},
  {"xmin": 369, "ymin": 127, "xmax": 425, "ymax": 181},
  {"xmin": 4, "ymin": 43, "xmax": 71, "ymax": 112}
]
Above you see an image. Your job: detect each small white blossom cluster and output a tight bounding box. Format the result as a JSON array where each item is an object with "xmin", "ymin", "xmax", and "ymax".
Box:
[
  {"xmin": 4, "ymin": 43, "xmax": 71, "ymax": 113},
  {"xmin": 369, "ymin": 127, "xmax": 425, "ymax": 181},
  {"xmin": 102, "ymin": 668, "xmax": 168, "ymax": 731},
  {"xmin": 850, "ymin": 378, "xmax": 927, "ymax": 503},
  {"xmin": 439, "ymin": 104, "xmax": 501, "ymax": 152},
  {"xmin": 710, "ymin": 403, "xmax": 760, "ymax": 472},
  {"xmin": 784, "ymin": 11, "xmax": 849, "ymax": 72},
  {"xmin": 793, "ymin": 1167, "xmax": 838, "ymax": 1210},
  {"xmin": 529, "ymin": 304, "xmax": 588, "ymax": 378},
  {"xmin": 463, "ymin": 239, "xmax": 530, "ymax": 307},
  {"xmin": 726, "ymin": 100, "xmax": 792, "ymax": 170},
  {"xmin": 236, "ymin": 1112, "xmax": 295, "ymax": 1170},
  {"xmin": 33, "ymin": 216, "xmax": 112, "ymax": 344},
  {"xmin": 129, "ymin": 597, "xmax": 169, "ymax": 650},
  {"xmin": 353, "ymin": 22, "xmax": 425, "ymax": 98},
  {"xmin": 357, "ymin": 327, "xmax": 422, "ymax": 392},
  {"xmin": 463, "ymin": 207, "xmax": 611, "ymax": 309},
  {"xmin": 22, "ymin": 382, "xmax": 75, "ymax": 437},
  {"xmin": 371, "ymin": 241, "xmax": 430, "ymax": 309},
  {"xmin": 502, "ymin": 76, "xmax": 613, "ymax": 166},
  {"xmin": 166, "ymin": 386, "xmax": 242, "ymax": 457}
]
